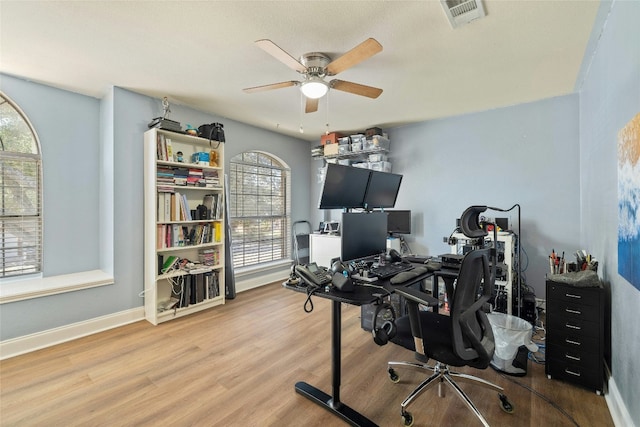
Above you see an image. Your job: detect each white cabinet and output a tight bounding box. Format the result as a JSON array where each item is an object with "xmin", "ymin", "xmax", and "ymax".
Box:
[
  {"xmin": 143, "ymin": 128, "xmax": 225, "ymax": 325},
  {"xmin": 309, "ymin": 234, "xmax": 341, "ymax": 268}
]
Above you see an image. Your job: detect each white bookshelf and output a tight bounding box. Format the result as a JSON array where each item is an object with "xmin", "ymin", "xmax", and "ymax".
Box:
[{"xmin": 143, "ymin": 128, "xmax": 225, "ymax": 325}]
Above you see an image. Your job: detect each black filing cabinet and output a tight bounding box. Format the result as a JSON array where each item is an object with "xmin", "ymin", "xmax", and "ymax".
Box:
[{"xmin": 545, "ymin": 279, "xmax": 605, "ymax": 394}]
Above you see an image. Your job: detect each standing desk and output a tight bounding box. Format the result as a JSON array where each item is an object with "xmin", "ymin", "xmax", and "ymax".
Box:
[{"xmin": 283, "ymin": 266, "xmax": 436, "ymax": 427}]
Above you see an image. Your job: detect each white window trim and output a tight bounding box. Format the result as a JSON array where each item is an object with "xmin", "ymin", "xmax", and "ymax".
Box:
[
  {"xmin": 0, "ymin": 270, "xmax": 114, "ymax": 304},
  {"xmin": 234, "ymin": 258, "xmax": 292, "ymax": 277}
]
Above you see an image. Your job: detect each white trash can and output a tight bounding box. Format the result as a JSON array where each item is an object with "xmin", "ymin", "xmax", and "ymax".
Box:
[{"xmin": 487, "ymin": 312, "xmax": 538, "ymax": 376}]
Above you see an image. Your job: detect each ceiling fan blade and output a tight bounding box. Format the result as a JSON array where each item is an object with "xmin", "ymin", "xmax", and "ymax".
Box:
[
  {"xmin": 243, "ymin": 81, "xmax": 298, "ymax": 93},
  {"xmin": 325, "ymin": 38, "xmax": 383, "ymax": 75},
  {"xmin": 305, "ymin": 97, "xmax": 319, "ymax": 113},
  {"xmin": 255, "ymin": 39, "xmax": 307, "ymax": 73},
  {"xmin": 330, "ymin": 80, "xmax": 383, "ymax": 99}
]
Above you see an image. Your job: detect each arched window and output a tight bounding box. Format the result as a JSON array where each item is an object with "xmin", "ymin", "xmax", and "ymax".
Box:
[
  {"xmin": 228, "ymin": 151, "xmax": 291, "ymax": 268},
  {"xmin": 0, "ymin": 93, "xmax": 42, "ymax": 278}
]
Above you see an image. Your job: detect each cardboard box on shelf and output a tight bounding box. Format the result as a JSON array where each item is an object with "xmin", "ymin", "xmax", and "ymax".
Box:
[
  {"xmin": 323, "ymin": 143, "xmax": 339, "ymax": 156},
  {"xmin": 321, "ymin": 132, "xmax": 342, "ymax": 145}
]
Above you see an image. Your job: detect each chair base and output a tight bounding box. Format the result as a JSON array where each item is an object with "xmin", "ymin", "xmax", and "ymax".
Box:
[{"xmin": 388, "ymin": 361, "xmax": 505, "ymax": 427}]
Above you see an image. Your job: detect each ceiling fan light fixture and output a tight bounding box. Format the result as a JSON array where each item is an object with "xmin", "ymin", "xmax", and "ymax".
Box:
[{"xmin": 300, "ymin": 77, "xmax": 328, "ymax": 99}]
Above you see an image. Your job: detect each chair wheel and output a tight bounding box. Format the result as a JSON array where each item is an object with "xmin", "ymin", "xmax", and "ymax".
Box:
[
  {"xmin": 388, "ymin": 368, "xmax": 400, "ymax": 383},
  {"xmin": 499, "ymin": 393, "xmax": 514, "ymax": 414},
  {"xmin": 401, "ymin": 411, "xmax": 414, "ymax": 426}
]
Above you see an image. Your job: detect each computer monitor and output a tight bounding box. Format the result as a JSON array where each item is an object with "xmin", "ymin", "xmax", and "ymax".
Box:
[
  {"xmin": 363, "ymin": 171, "xmax": 403, "ymax": 210},
  {"xmin": 340, "ymin": 212, "xmax": 388, "ymax": 263},
  {"xmin": 318, "ymin": 163, "xmax": 371, "ymax": 210},
  {"xmin": 387, "ymin": 210, "xmax": 411, "ymax": 235}
]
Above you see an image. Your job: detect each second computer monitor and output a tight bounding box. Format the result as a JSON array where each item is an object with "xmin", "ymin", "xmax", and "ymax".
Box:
[
  {"xmin": 341, "ymin": 211, "xmax": 388, "ymax": 263},
  {"xmin": 363, "ymin": 170, "xmax": 403, "ymax": 210},
  {"xmin": 387, "ymin": 210, "xmax": 411, "ymax": 235}
]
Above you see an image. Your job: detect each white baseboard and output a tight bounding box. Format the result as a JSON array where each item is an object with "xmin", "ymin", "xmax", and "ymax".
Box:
[
  {"xmin": 0, "ymin": 307, "xmax": 145, "ymax": 360},
  {"xmin": 0, "ymin": 271, "xmax": 288, "ymax": 360},
  {"xmin": 605, "ymin": 368, "xmax": 635, "ymax": 427}
]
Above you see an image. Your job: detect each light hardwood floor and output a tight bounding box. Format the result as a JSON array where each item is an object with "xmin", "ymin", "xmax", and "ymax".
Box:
[{"xmin": 0, "ymin": 282, "xmax": 614, "ymax": 426}]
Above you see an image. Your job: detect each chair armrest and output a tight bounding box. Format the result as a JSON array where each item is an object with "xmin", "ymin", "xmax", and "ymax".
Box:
[{"xmin": 394, "ymin": 286, "xmax": 440, "ymax": 307}]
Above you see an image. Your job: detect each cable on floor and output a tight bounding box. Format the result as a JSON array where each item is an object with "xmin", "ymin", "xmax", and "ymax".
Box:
[{"xmin": 498, "ymin": 372, "xmax": 580, "ymax": 427}]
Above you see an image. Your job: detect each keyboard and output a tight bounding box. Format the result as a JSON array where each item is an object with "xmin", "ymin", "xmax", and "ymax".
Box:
[{"xmin": 369, "ymin": 262, "xmax": 414, "ymax": 279}]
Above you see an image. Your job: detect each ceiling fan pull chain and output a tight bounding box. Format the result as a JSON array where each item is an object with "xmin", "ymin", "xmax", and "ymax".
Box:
[
  {"xmin": 325, "ymin": 93, "xmax": 330, "ymax": 135},
  {"xmin": 299, "ymin": 92, "xmax": 304, "ymax": 134}
]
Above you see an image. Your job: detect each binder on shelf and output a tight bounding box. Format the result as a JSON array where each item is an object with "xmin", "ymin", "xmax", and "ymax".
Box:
[{"xmin": 161, "ymin": 255, "xmax": 180, "ymax": 274}]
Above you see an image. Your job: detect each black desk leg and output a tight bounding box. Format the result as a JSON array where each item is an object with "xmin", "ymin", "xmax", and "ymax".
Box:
[{"xmin": 294, "ymin": 300, "xmax": 378, "ymax": 427}]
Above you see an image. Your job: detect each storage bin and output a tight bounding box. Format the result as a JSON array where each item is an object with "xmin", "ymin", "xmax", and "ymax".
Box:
[
  {"xmin": 311, "ymin": 146, "xmax": 324, "ymax": 157},
  {"xmin": 369, "ymin": 161, "xmax": 392, "ymax": 172},
  {"xmin": 338, "ymin": 144, "xmax": 351, "ymax": 154},
  {"xmin": 368, "ymin": 153, "xmax": 387, "ymax": 162},
  {"xmin": 350, "ymin": 134, "xmax": 366, "ymax": 146},
  {"xmin": 369, "ymin": 135, "xmax": 391, "ymax": 151},
  {"xmin": 352, "ymin": 162, "xmax": 369, "ymax": 169}
]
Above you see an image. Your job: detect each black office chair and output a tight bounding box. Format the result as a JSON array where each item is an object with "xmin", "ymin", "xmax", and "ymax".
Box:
[{"xmin": 387, "ymin": 207, "xmax": 513, "ymax": 427}]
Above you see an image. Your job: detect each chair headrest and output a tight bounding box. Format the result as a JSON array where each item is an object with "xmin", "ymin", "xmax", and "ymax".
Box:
[{"xmin": 460, "ymin": 206, "xmax": 488, "ymax": 238}]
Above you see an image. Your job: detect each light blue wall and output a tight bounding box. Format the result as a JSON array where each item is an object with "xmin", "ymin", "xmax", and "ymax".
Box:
[
  {"xmin": 311, "ymin": 94, "xmax": 581, "ymax": 297},
  {"xmin": 1, "ymin": 74, "xmax": 102, "ymax": 275},
  {"xmin": 0, "ymin": 79, "xmax": 310, "ymax": 341},
  {"xmin": 579, "ymin": 0, "xmax": 640, "ymax": 424},
  {"xmin": 387, "ymin": 95, "xmax": 581, "ymax": 297}
]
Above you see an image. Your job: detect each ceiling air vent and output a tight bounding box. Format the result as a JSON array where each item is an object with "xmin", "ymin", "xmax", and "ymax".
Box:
[{"xmin": 441, "ymin": 0, "xmax": 486, "ymax": 28}]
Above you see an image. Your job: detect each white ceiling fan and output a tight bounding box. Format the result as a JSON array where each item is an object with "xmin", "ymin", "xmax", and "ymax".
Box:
[{"xmin": 243, "ymin": 38, "xmax": 383, "ymax": 113}]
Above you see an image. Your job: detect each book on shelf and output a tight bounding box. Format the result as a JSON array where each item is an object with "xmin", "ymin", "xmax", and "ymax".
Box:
[
  {"xmin": 207, "ymin": 271, "xmax": 220, "ymax": 299},
  {"xmin": 165, "ymin": 138, "xmax": 174, "ymax": 162},
  {"xmin": 157, "ymin": 223, "xmax": 216, "ymax": 248},
  {"xmin": 202, "ymin": 193, "xmax": 224, "ymax": 220},
  {"xmin": 199, "ymin": 248, "xmax": 220, "ymax": 266},
  {"xmin": 214, "ymin": 222, "xmax": 222, "ymax": 243}
]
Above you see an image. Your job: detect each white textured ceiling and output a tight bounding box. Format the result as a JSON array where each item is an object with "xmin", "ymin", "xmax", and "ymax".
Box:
[{"xmin": 0, "ymin": 1, "xmax": 600, "ymax": 142}]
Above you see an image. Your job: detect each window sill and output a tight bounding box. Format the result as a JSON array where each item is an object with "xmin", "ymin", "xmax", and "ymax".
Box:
[
  {"xmin": 235, "ymin": 259, "xmax": 293, "ymax": 277},
  {"xmin": 0, "ymin": 270, "xmax": 114, "ymax": 304}
]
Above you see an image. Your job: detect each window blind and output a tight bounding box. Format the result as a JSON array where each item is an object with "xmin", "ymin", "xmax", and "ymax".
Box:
[
  {"xmin": 0, "ymin": 153, "xmax": 42, "ymax": 277},
  {"xmin": 228, "ymin": 152, "xmax": 291, "ymax": 269}
]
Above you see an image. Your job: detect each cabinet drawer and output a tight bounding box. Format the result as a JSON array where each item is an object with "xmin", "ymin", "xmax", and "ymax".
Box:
[
  {"xmin": 547, "ymin": 315, "xmax": 600, "ymax": 339},
  {"xmin": 546, "ymin": 356, "xmax": 603, "ymax": 393},
  {"xmin": 546, "ymin": 343, "xmax": 600, "ymax": 370},
  {"xmin": 546, "ymin": 282, "xmax": 600, "ymax": 308},
  {"xmin": 546, "ymin": 299, "xmax": 600, "ymax": 323},
  {"xmin": 547, "ymin": 329, "xmax": 600, "ymax": 350}
]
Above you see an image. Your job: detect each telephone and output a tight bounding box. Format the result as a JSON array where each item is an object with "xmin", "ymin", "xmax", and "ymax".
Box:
[{"xmin": 295, "ymin": 263, "xmax": 331, "ymax": 287}]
